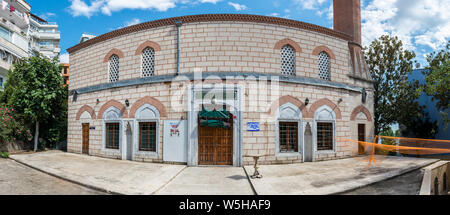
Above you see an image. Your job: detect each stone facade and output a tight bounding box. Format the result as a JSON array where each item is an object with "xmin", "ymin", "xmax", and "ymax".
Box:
[{"xmin": 68, "ymin": 14, "xmax": 374, "ymax": 166}]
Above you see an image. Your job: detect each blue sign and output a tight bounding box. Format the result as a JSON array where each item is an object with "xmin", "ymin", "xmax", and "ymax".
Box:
[{"xmin": 247, "ymin": 122, "xmax": 260, "ymax": 132}]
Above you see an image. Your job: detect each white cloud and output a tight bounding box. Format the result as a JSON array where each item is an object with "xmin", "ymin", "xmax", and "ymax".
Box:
[
  {"xmin": 293, "ymin": 0, "xmax": 328, "ymax": 10},
  {"xmin": 228, "ymin": 2, "xmax": 247, "ymax": 11},
  {"xmin": 39, "ymin": 12, "xmax": 57, "ymax": 20},
  {"xmin": 60, "ymin": 53, "xmax": 69, "ymax": 64},
  {"xmin": 199, "ymin": 0, "xmax": 221, "ymax": 3},
  {"xmin": 68, "ymin": 0, "xmax": 104, "ymax": 18},
  {"xmin": 267, "ymin": 13, "xmax": 280, "ymax": 17},
  {"xmin": 361, "ymin": 0, "xmax": 450, "ymax": 51},
  {"xmin": 68, "ymin": 0, "xmax": 179, "ymax": 17}
]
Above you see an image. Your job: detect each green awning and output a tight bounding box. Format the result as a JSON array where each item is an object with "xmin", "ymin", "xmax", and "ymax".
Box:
[{"xmin": 199, "ymin": 108, "xmax": 232, "ymax": 128}]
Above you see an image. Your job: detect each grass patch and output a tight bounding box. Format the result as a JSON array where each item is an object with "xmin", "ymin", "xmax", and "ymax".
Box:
[{"xmin": 0, "ymin": 152, "xmax": 9, "ymax": 158}]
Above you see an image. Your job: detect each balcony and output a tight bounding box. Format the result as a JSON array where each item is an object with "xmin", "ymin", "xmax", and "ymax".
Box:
[
  {"xmin": 0, "ymin": 5, "xmax": 29, "ymax": 29},
  {"xmin": 36, "ymin": 31, "xmax": 60, "ymax": 40}
]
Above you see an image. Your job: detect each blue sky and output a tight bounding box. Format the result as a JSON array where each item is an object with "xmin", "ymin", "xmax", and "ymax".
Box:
[{"xmin": 27, "ymin": 0, "xmax": 449, "ymax": 66}]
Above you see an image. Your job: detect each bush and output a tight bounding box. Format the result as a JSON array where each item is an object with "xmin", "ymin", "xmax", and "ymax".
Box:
[
  {"xmin": 0, "ymin": 151, "xmax": 9, "ymax": 158},
  {"xmin": 0, "ymin": 105, "xmax": 33, "ymax": 143}
]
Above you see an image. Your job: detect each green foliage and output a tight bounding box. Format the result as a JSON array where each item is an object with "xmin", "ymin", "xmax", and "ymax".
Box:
[
  {"xmin": 0, "ymin": 105, "xmax": 32, "ymax": 143},
  {"xmin": 0, "ymin": 151, "xmax": 9, "ymax": 158},
  {"xmin": 0, "ymin": 54, "xmax": 67, "ymax": 148},
  {"xmin": 423, "ymin": 41, "xmax": 450, "ymax": 128},
  {"xmin": 364, "ymin": 35, "xmax": 422, "ymax": 135}
]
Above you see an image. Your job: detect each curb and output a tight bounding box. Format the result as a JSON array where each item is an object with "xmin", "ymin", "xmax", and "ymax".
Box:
[
  {"xmin": 330, "ymin": 159, "xmax": 440, "ymax": 195},
  {"xmin": 9, "ymin": 157, "xmax": 123, "ymax": 195}
]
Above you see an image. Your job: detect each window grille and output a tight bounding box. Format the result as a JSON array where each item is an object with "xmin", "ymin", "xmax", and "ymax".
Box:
[
  {"xmin": 318, "ymin": 51, "xmax": 331, "ymax": 80},
  {"xmin": 109, "ymin": 55, "xmax": 119, "ymax": 82},
  {"xmin": 139, "ymin": 122, "xmax": 157, "ymax": 152},
  {"xmin": 142, "ymin": 47, "xmax": 155, "ymax": 77},
  {"xmin": 105, "ymin": 123, "xmax": 120, "ymax": 149},
  {"xmin": 279, "ymin": 122, "xmax": 298, "ymax": 152},
  {"xmin": 317, "ymin": 122, "xmax": 333, "ymax": 150},
  {"xmin": 281, "ymin": 45, "xmax": 295, "ymax": 76}
]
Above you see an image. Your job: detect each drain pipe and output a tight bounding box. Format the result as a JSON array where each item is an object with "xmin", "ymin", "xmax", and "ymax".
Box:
[{"xmin": 175, "ymin": 20, "xmax": 183, "ymax": 76}]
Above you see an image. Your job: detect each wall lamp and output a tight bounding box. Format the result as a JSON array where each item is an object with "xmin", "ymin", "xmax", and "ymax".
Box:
[
  {"xmin": 305, "ymin": 98, "xmax": 309, "ymax": 106},
  {"xmin": 125, "ymin": 99, "xmax": 130, "ymax": 107}
]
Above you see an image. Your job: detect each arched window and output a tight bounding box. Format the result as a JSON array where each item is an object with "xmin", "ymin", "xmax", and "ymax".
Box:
[
  {"xmin": 281, "ymin": 45, "xmax": 296, "ymax": 76},
  {"xmin": 142, "ymin": 47, "xmax": 155, "ymax": 77},
  {"xmin": 103, "ymin": 106, "xmax": 122, "ymax": 150},
  {"xmin": 135, "ymin": 104, "xmax": 160, "ymax": 154},
  {"xmin": 434, "ymin": 177, "xmax": 439, "ymax": 195},
  {"xmin": 276, "ymin": 103, "xmax": 302, "ymax": 154},
  {"xmin": 318, "ymin": 51, "xmax": 331, "ymax": 80},
  {"xmin": 314, "ymin": 105, "xmax": 336, "ymax": 151},
  {"xmin": 109, "ymin": 54, "xmax": 119, "ymax": 82}
]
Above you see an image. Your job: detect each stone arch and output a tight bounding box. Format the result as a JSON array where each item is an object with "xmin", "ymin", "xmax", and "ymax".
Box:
[
  {"xmin": 76, "ymin": 105, "xmax": 96, "ymax": 120},
  {"xmin": 135, "ymin": 41, "xmax": 161, "ymax": 55},
  {"xmin": 103, "ymin": 48, "xmax": 125, "ymax": 63},
  {"xmin": 312, "ymin": 45, "xmax": 336, "ymax": 60},
  {"xmin": 307, "ymin": 98, "xmax": 342, "ymax": 119},
  {"xmin": 129, "ymin": 96, "xmax": 168, "ymax": 118},
  {"xmin": 350, "ymin": 105, "xmax": 373, "ymax": 121},
  {"xmin": 268, "ymin": 95, "xmax": 307, "ymax": 117},
  {"xmin": 98, "ymin": 100, "xmax": 128, "ymax": 119},
  {"xmin": 274, "ymin": 38, "xmax": 302, "ymax": 53}
]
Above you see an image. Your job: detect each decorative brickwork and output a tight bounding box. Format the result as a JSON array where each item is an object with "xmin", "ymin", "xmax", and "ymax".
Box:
[
  {"xmin": 97, "ymin": 100, "xmax": 128, "ymax": 119},
  {"xmin": 68, "ymin": 14, "xmax": 351, "ymax": 54},
  {"xmin": 129, "ymin": 96, "xmax": 168, "ymax": 118},
  {"xmin": 135, "ymin": 41, "xmax": 161, "ymax": 55},
  {"xmin": 350, "ymin": 105, "xmax": 373, "ymax": 121},
  {"xmin": 103, "ymin": 49, "xmax": 125, "ymax": 63},
  {"xmin": 312, "ymin": 45, "xmax": 336, "ymax": 60},
  {"xmin": 307, "ymin": 98, "xmax": 342, "ymax": 119},
  {"xmin": 76, "ymin": 105, "xmax": 96, "ymax": 120},
  {"xmin": 268, "ymin": 95, "xmax": 307, "ymax": 117},
  {"xmin": 274, "ymin": 38, "xmax": 302, "ymax": 53}
]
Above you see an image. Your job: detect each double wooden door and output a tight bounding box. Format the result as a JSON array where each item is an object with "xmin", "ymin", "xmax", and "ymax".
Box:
[
  {"xmin": 198, "ymin": 124, "xmax": 233, "ymax": 165},
  {"xmin": 82, "ymin": 123, "xmax": 90, "ymax": 155}
]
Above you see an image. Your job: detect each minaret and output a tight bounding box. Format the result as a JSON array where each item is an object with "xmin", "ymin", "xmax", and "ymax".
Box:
[{"xmin": 333, "ymin": 0, "xmax": 369, "ymax": 79}]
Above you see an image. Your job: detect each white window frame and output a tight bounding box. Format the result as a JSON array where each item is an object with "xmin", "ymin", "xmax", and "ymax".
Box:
[
  {"xmin": 275, "ymin": 102, "xmax": 303, "ymax": 157},
  {"xmin": 313, "ymin": 105, "xmax": 336, "ymax": 154},
  {"xmin": 102, "ymin": 106, "xmax": 122, "ymax": 153},
  {"xmin": 134, "ymin": 104, "xmax": 160, "ymax": 158}
]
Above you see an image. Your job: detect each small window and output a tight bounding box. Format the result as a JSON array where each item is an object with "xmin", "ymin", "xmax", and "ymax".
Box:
[
  {"xmin": 281, "ymin": 45, "xmax": 295, "ymax": 76},
  {"xmin": 142, "ymin": 47, "xmax": 155, "ymax": 77},
  {"xmin": 139, "ymin": 122, "xmax": 157, "ymax": 152},
  {"xmin": 0, "ymin": 77, "xmax": 3, "ymax": 88},
  {"xmin": 317, "ymin": 122, "xmax": 333, "ymax": 150},
  {"xmin": 434, "ymin": 177, "xmax": 439, "ymax": 195},
  {"xmin": 279, "ymin": 122, "xmax": 298, "ymax": 152},
  {"xmin": 318, "ymin": 51, "xmax": 331, "ymax": 80},
  {"xmin": 109, "ymin": 55, "xmax": 119, "ymax": 82},
  {"xmin": 105, "ymin": 123, "xmax": 120, "ymax": 149}
]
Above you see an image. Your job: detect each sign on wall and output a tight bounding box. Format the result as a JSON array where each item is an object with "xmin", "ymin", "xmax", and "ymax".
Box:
[
  {"xmin": 163, "ymin": 120, "xmax": 187, "ymax": 163},
  {"xmin": 247, "ymin": 122, "xmax": 260, "ymax": 132}
]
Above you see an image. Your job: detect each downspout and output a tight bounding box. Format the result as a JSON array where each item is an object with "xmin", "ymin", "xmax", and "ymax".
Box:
[{"xmin": 175, "ymin": 20, "xmax": 183, "ymax": 76}]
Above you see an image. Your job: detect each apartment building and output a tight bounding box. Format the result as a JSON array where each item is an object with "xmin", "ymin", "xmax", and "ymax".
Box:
[{"xmin": 0, "ymin": 0, "xmax": 60, "ymax": 88}]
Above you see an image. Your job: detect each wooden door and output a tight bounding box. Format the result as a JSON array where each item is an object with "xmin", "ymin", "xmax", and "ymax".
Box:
[
  {"xmin": 82, "ymin": 123, "xmax": 90, "ymax": 155},
  {"xmin": 358, "ymin": 124, "xmax": 365, "ymax": 154},
  {"xmin": 198, "ymin": 120, "xmax": 233, "ymax": 165}
]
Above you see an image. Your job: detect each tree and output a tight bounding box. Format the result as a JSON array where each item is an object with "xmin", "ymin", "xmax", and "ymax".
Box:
[
  {"xmin": 364, "ymin": 35, "xmax": 422, "ymax": 135},
  {"xmin": 2, "ymin": 55, "xmax": 66, "ymax": 151},
  {"xmin": 423, "ymin": 41, "xmax": 450, "ymax": 128}
]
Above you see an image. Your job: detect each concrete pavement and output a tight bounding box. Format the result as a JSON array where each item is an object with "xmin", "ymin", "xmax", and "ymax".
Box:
[
  {"xmin": 244, "ymin": 155, "xmax": 438, "ymax": 195},
  {"xmin": 0, "ymin": 158, "xmax": 104, "ymax": 195},
  {"xmin": 9, "ymin": 151, "xmax": 439, "ymax": 195}
]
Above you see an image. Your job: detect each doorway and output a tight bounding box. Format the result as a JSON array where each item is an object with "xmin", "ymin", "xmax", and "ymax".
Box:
[
  {"xmin": 358, "ymin": 124, "xmax": 366, "ymax": 154},
  {"xmin": 304, "ymin": 122, "xmax": 313, "ymax": 162},
  {"xmin": 82, "ymin": 123, "xmax": 89, "ymax": 155},
  {"xmin": 198, "ymin": 109, "xmax": 234, "ymax": 165}
]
